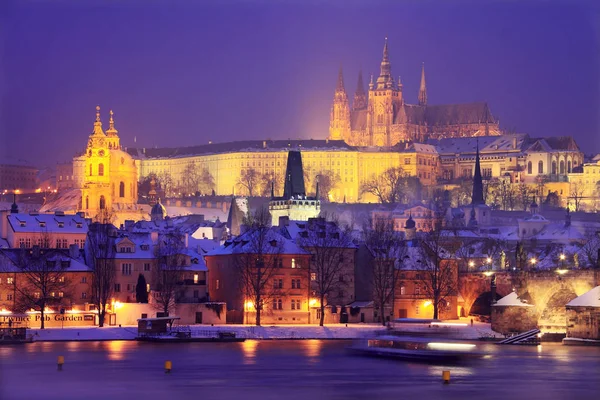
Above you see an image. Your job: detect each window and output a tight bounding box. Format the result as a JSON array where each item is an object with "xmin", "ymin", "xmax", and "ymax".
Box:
[
  {"xmin": 404, "ymin": 158, "xmax": 411, "ymax": 165},
  {"xmin": 400, "ymin": 286, "xmax": 406, "ymax": 295},
  {"xmin": 527, "ymin": 161, "xmax": 532, "ymax": 174},
  {"xmin": 119, "ymin": 181, "xmax": 125, "ymax": 197},
  {"xmin": 7, "ymin": 277, "xmax": 14, "ymax": 285},
  {"xmin": 216, "ymin": 279, "xmax": 220, "ymax": 290},
  {"xmin": 99, "ymin": 195, "xmax": 106, "ymax": 210},
  {"xmin": 552, "ymin": 161, "xmax": 557, "ymax": 175},
  {"xmin": 98, "ymin": 163, "xmax": 104, "ymax": 176},
  {"xmin": 81, "ymin": 276, "xmax": 87, "ymax": 283},
  {"xmin": 89, "ymin": 164, "xmax": 93, "ymax": 176},
  {"xmin": 291, "ymin": 258, "xmax": 296, "ymax": 268},
  {"xmin": 274, "ymin": 279, "xmax": 283, "ymax": 289},
  {"xmin": 272, "ymin": 299, "xmax": 283, "ymax": 310},
  {"xmin": 415, "ymin": 286, "xmax": 420, "ymax": 295},
  {"xmin": 415, "ymin": 306, "xmax": 420, "ymax": 315},
  {"xmin": 310, "ymin": 272, "xmax": 316, "ymax": 281},
  {"xmin": 114, "ymin": 283, "xmax": 121, "ymax": 292},
  {"xmin": 144, "ymin": 263, "xmax": 151, "ymax": 271},
  {"xmin": 146, "ymin": 284, "xmax": 150, "ymax": 292},
  {"xmin": 291, "ymin": 299, "xmax": 301, "ymax": 310},
  {"xmin": 193, "ymin": 290, "xmax": 199, "ymax": 299},
  {"xmin": 34, "ymin": 292, "xmax": 41, "ymax": 299},
  {"xmin": 193, "ymin": 274, "xmax": 199, "ymax": 284},
  {"xmin": 7, "ymin": 294, "xmax": 13, "ymax": 301},
  {"xmin": 59, "ymin": 292, "xmax": 64, "ymax": 298},
  {"xmin": 121, "ymin": 263, "xmax": 132, "ymax": 275},
  {"xmin": 538, "ymin": 161, "xmax": 544, "ymax": 174},
  {"xmin": 81, "ymin": 292, "xmax": 87, "ymax": 299}
]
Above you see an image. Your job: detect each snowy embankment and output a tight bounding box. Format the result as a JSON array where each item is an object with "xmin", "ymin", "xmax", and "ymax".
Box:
[{"xmin": 28, "ymin": 319, "xmax": 500, "ymax": 342}]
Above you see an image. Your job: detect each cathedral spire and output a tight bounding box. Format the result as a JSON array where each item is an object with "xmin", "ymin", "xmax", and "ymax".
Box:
[
  {"xmin": 92, "ymin": 105, "xmax": 105, "ymax": 136},
  {"xmin": 377, "ymin": 37, "xmax": 392, "ymax": 88},
  {"xmin": 106, "ymin": 109, "xmax": 118, "ymax": 136},
  {"xmin": 418, "ymin": 62, "xmax": 427, "ymax": 106},
  {"xmin": 353, "ymin": 70, "xmax": 367, "ymax": 110},
  {"xmin": 471, "ymin": 140, "xmax": 485, "ymax": 205},
  {"xmin": 336, "ymin": 66, "xmax": 346, "ymax": 92}
]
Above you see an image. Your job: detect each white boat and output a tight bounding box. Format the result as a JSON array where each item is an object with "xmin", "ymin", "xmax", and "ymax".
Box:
[{"xmin": 348, "ymin": 336, "xmax": 483, "ymax": 362}]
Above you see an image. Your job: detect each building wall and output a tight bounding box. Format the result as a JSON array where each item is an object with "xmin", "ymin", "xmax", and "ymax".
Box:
[
  {"xmin": 114, "ymin": 302, "xmax": 226, "ymax": 325},
  {"xmin": 491, "ymin": 305, "xmax": 538, "ymax": 335},
  {"xmin": 0, "ymin": 164, "xmax": 39, "ymax": 193},
  {"xmin": 566, "ymin": 306, "xmax": 600, "ymax": 340}
]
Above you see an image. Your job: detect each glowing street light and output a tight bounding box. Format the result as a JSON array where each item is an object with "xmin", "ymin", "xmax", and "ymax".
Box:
[
  {"xmin": 468, "ymin": 261, "xmax": 475, "ymax": 269},
  {"xmin": 530, "ymin": 258, "xmax": 537, "ymax": 267},
  {"xmin": 486, "ymin": 257, "xmax": 492, "ymax": 264}
]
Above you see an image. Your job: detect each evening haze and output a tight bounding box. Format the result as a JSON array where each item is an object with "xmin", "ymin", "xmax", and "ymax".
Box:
[{"xmin": 1, "ymin": 0, "xmax": 599, "ymax": 167}]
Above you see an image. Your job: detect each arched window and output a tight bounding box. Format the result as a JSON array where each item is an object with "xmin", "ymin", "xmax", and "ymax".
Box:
[
  {"xmin": 567, "ymin": 160, "xmax": 572, "ymax": 173},
  {"xmin": 119, "ymin": 182, "xmax": 125, "ymax": 198},
  {"xmin": 89, "ymin": 164, "xmax": 93, "ymax": 176},
  {"xmin": 85, "ymin": 196, "xmax": 89, "ymax": 210},
  {"xmin": 98, "ymin": 163, "xmax": 104, "ymax": 176},
  {"xmin": 559, "ymin": 160, "xmax": 565, "ymax": 175},
  {"xmin": 99, "ymin": 195, "xmax": 106, "ymax": 210},
  {"xmin": 538, "ymin": 161, "xmax": 543, "ymax": 174},
  {"xmin": 552, "ymin": 161, "xmax": 557, "ymax": 175},
  {"xmin": 527, "ymin": 161, "xmax": 532, "ymax": 174}
]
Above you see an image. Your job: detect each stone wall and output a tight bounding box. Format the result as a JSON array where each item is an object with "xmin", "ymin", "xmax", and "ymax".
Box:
[
  {"xmin": 491, "ymin": 305, "xmax": 538, "ymax": 335},
  {"xmin": 566, "ymin": 306, "xmax": 600, "ymax": 340}
]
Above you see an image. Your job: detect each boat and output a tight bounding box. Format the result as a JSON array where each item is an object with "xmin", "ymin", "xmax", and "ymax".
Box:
[
  {"xmin": 136, "ymin": 317, "xmax": 245, "ymax": 343},
  {"xmin": 348, "ymin": 336, "xmax": 483, "ymax": 362},
  {"xmin": 0, "ymin": 328, "xmax": 34, "ymax": 345}
]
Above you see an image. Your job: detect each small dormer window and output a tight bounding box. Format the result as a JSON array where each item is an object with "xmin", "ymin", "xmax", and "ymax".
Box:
[
  {"xmin": 76, "ymin": 223, "xmax": 82, "ymax": 228},
  {"xmin": 141, "ymin": 244, "xmax": 149, "ymax": 251},
  {"xmin": 58, "ymin": 222, "xmax": 64, "ymax": 228},
  {"xmin": 19, "ymin": 221, "xmax": 26, "ymax": 227}
]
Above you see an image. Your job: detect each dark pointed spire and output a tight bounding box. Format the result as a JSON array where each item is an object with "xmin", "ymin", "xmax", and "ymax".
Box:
[
  {"xmin": 270, "ymin": 181, "xmax": 275, "ymax": 199},
  {"xmin": 471, "ymin": 140, "xmax": 485, "ymax": 205},
  {"xmin": 10, "ymin": 193, "xmax": 18, "ymax": 214},
  {"xmin": 418, "ymin": 62, "xmax": 427, "ymax": 106},
  {"xmin": 283, "ymin": 151, "xmax": 306, "ymax": 199},
  {"xmin": 315, "ymin": 178, "xmax": 320, "ymax": 201},
  {"xmin": 353, "ymin": 70, "xmax": 367, "ymax": 110}
]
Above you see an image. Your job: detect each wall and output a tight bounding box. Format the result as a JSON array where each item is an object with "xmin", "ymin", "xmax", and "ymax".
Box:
[
  {"xmin": 566, "ymin": 306, "xmax": 600, "ymax": 340},
  {"xmin": 114, "ymin": 302, "xmax": 226, "ymax": 325},
  {"xmin": 491, "ymin": 305, "xmax": 538, "ymax": 335}
]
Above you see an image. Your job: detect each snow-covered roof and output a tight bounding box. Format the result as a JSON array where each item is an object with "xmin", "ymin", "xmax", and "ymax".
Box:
[
  {"xmin": 566, "ymin": 286, "xmax": 600, "ymax": 308},
  {"xmin": 7, "ymin": 212, "xmax": 88, "ymax": 234},
  {"xmin": 0, "ymin": 248, "xmax": 91, "ymax": 272},
  {"xmin": 493, "ymin": 292, "xmax": 533, "ymax": 307},
  {"xmin": 207, "ymin": 226, "xmax": 310, "ymax": 256}
]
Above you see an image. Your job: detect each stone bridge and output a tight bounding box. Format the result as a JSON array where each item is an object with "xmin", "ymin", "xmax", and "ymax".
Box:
[{"xmin": 459, "ymin": 269, "xmax": 599, "ymax": 332}]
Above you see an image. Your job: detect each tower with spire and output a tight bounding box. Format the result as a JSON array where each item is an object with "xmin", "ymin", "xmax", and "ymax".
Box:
[
  {"xmin": 268, "ymin": 151, "xmax": 320, "ymax": 226},
  {"xmin": 465, "ymin": 140, "xmax": 491, "ymax": 228},
  {"xmin": 353, "ymin": 70, "xmax": 367, "ymax": 110},
  {"xmin": 418, "ymin": 62, "xmax": 427, "ymax": 106},
  {"xmin": 328, "ymin": 67, "xmax": 351, "ymax": 141}
]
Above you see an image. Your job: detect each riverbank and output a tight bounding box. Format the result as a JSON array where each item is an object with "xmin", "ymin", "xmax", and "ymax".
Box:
[{"xmin": 27, "ymin": 319, "xmax": 501, "ymax": 342}]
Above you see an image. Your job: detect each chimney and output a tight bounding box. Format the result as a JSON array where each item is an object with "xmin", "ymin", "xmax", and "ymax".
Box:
[
  {"xmin": 279, "ymin": 216, "xmax": 290, "ymax": 227},
  {"xmin": 69, "ymin": 243, "xmax": 79, "ymax": 259},
  {"xmin": 512, "ymin": 136, "xmax": 517, "ymax": 149},
  {"xmin": 124, "ymin": 220, "xmax": 135, "ymax": 231},
  {"xmin": 184, "ymin": 233, "xmax": 189, "ymax": 248},
  {"xmin": 263, "ymin": 141, "xmax": 267, "ymax": 149},
  {"xmin": 150, "ymin": 231, "xmax": 159, "ymax": 244}
]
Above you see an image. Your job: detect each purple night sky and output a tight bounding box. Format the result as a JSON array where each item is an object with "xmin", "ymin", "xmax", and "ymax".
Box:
[{"xmin": 1, "ymin": 0, "xmax": 599, "ymax": 168}]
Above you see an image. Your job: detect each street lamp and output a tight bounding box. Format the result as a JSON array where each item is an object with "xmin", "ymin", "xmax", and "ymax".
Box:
[{"xmin": 530, "ymin": 258, "xmax": 537, "ymax": 268}]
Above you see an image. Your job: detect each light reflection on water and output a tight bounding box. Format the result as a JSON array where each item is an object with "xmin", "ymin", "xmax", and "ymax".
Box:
[{"xmin": 1, "ymin": 340, "xmax": 599, "ymax": 400}]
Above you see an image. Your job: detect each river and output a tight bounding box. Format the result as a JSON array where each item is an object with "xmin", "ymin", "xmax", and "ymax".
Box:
[{"xmin": 0, "ymin": 340, "xmax": 598, "ymax": 400}]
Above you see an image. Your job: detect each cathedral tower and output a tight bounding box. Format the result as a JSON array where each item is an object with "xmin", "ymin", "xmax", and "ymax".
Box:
[
  {"xmin": 328, "ymin": 67, "xmax": 351, "ymax": 141},
  {"xmin": 353, "ymin": 70, "xmax": 367, "ymax": 110},
  {"xmin": 367, "ymin": 38, "xmax": 402, "ymax": 146}
]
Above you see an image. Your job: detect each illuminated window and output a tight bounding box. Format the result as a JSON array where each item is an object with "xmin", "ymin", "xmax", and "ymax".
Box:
[
  {"xmin": 114, "ymin": 283, "xmax": 121, "ymax": 292},
  {"xmin": 310, "ymin": 272, "xmax": 316, "ymax": 281},
  {"xmin": 119, "ymin": 182, "xmax": 125, "ymax": 197},
  {"xmin": 193, "ymin": 274, "xmax": 199, "ymax": 284},
  {"xmin": 98, "ymin": 163, "xmax": 104, "ymax": 176},
  {"xmin": 7, "ymin": 277, "xmax": 14, "ymax": 285},
  {"xmin": 216, "ymin": 279, "xmax": 220, "ymax": 290},
  {"xmin": 291, "ymin": 258, "xmax": 296, "ymax": 268},
  {"xmin": 400, "ymin": 286, "xmax": 406, "ymax": 295},
  {"xmin": 146, "ymin": 283, "xmax": 150, "ymax": 292}
]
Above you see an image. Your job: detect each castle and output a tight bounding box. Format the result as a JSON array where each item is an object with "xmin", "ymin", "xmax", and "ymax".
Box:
[{"xmin": 329, "ymin": 38, "xmax": 501, "ymax": 146}]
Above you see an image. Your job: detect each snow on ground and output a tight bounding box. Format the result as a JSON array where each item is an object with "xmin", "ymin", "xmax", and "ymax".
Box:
[{"xmin": 28, "ymin": 319, "xmax": 501, "ymax": 342}]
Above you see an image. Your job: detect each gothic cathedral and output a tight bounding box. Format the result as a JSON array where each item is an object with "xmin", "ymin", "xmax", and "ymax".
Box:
[{"xmin": 329, "ymin": 38, "xmax": 501, "ymax": 147}]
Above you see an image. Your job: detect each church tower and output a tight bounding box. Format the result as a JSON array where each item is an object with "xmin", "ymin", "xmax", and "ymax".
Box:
[
  {"xmin": 418, "ymin": 62, "xmax": 427, "ymax": 106},
  {"xmin": 82, "ymin": 106, "xmax": 112, "ymax": 219},
  {"xmin": 328, "ymin": 67, "xmax": 351, "ymax": 141},
  {"xmin": 367, "ymin": 38, "xmax": 402, "ymax": 147}
]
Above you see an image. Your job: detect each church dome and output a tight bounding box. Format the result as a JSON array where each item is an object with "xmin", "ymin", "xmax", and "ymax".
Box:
[
  {"xmin": 150, "ymin": 199, "xmax": 167, "ymax": 221},
  {"xmin": 405, "ymin": 214, "xmax": 416, "ymax": 230}
]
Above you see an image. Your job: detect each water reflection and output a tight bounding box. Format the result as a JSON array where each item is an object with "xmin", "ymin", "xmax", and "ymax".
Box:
[
  {"xmin": 66, "ymin": 341, "xmax": 82, "ymax": 352},
  {"xmin": 241, "ymin": 340, "xmax": 258, "ymax": 364},
  {"xmin": 428, "ymin": 365, "xmax": 474, "ymax": 378},
  {"xmin": 107, "ymin": 340, "xmax": 127, "ymax": 361},
  {"xmin": 303, "ymin": 339, "xmax": 322, "ymax": 363}
]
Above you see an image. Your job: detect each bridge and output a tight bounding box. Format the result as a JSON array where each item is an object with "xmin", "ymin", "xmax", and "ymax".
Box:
[{"xmin": 459, "ymin": 269, "xmax": 599, "ymax": 332}]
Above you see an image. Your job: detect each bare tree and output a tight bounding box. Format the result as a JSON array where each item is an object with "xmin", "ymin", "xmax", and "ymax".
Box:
[
  {"xmin": 450, "ymin": 179, "xmax": 472, "ymax": 207},
  {"xmin": 569, "ymin": 182, "xmax": 585, "ymax": 212},
  {"xmin": 496, "ymin": 179, "xmax": 516, "ymax": 210},
  {"xmin": 416, "ymin": 230, "xmax": 457, "ymax": 320},
  {"xmin": 360, "ymin": 167, "xmax": 409, "ymax": 204},
  {"xmin": 199, "ymin": 168, "xmax": 215, "ymax": 195},
  {"xmin": 156, "ymin": 171, "xmax": 174, "ymax": 198},
  {"xmin": 516, "ymin": 183, "xmax": 536, "ymax": 211},
  {"xmin": 363, "ymin": 218, "xmax": 404, "ymax": 326},
  {"xmin": 579, "ymin": 232, "xmax": 600, "ymax": 268},
  {"xmin": 298, "ymin": 217, "xmax": 354, "ymax": 326},
  {"xmin": 235, "ymin": 208, "xmax": 285, "ymax": 326},
  {"xmin": 86, "ymin": 222, "xmax": 116, "ymax": 327},
  {"xmin": 259, "ymin": 170, "xmax": 284, "ymax": 197},
  {"xmin": 238, "ymin": 168, "xmax": 260, "ymax": 197},
  {"xmin": 535, "ymin": 175, "xmax": 549, "ymax": 205},
  {"xmin": 181, "ymin": 162, "xmax": 201, "ymax": 196},
  {"xmin": 7, "ymin": 247, "xmax": 72, "ymax": 329},
  {"xmin": 153, "ymin": 229, "xmax": 187, "ymax": 316},
  {"xmin": 315, "ymin": 170, "xmax": 341, "ymax": 202}
]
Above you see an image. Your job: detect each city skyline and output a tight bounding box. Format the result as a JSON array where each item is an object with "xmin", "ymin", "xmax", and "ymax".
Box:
[{"xmin": 1, "ymin": 0, "xmax": 600, "ymax": 167}]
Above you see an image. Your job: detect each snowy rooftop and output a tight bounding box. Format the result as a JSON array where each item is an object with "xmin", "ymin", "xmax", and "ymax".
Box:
[
  {"xmin": 566, "ymin": 286, "xmax": 600, "ymax": 307},
  {"xmin": 431, "ymin": 134, "xmax": 528, "ymax": 155},
  {"xmin": 207, "ymin": 226, "xmax": 310, "ymax": 256},
  {"xmin": 7, "ymin": 212, "xmax": 88, "ymax": 234},
  {"xmin": 493, "ymin": 292, "xmax": 533, "ymax": 307}
]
